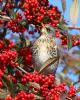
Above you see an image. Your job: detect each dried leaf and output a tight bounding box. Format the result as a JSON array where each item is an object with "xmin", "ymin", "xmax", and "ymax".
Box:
[
  {"xmin": 3, "ymin": 75, "xmax": 15, "ymax": 97},
  {"xmin": 29, "ymin": 82, "xmax": 40, "ymax": 90},
  {"xmin": 0, "ymin": 89, "xmax": 10, "ymax": 99},
  {"xmin": 61, "ymin": 0, "xmax": 66, "ymax": 12},
  {"xmin": 70, "ymin": 0, "xmax": 79, "ymax": 25},
  {"xmin": 75, "ymin": 70, "xmax": 80, "ymax": 74}
]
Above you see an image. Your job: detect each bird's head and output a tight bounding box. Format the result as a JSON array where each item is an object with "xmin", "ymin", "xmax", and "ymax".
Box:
[{"xmin": 41, "ymin": 24, "xmax": 56, "ymax": 38}]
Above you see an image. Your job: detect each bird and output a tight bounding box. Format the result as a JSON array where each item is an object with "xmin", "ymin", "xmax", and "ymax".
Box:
[{"xmin": 32, "ymin": 25, "xmax": 59, "ymax": 75}]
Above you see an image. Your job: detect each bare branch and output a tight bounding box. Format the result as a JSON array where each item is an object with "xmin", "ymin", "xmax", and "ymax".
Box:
[{"xmin": 67, "ymin": 26, "xmax": 80, "ymax": 30}]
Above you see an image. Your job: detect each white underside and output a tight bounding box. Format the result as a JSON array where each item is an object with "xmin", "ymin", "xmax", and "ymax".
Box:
[{"xmin": 39, "ymin": 46, "xmax": 49, "ymax": 64}]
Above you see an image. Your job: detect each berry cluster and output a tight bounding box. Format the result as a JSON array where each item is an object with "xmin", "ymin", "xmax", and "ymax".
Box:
[
  {"xmin": 0, "ymin": 0, "xmax": 61, "ymax": 33},
  {"xmin": 5, "ymin": 91, "xmax": 34, "ymax": 100},
  {"xmin": 0, "ymin": 70, "xmax": 80, "ymax": 99},
  {"xmin": 21, "ymin": 72, "xmax": 79, "ymax": 100},
  {"xmin": 0, "ymin": 39, "xmax": 17, "ymax": 71},
  {"xmin": 14, "ymin": 91, "xmax": 34, "ymax": 100},
  {"xmin": 0, "ymin": 39, "xmax": 14, "ymax": 50},
  {"xmin": 21, "ymin": 72, "xmax": 55, "ymax": 84},
  {"xmin": 0, "ymin": 49, "xmax": 17, "ymax": 71},
  {"xmin": 56, "ymin": 31, "xmax": 80, "ymax": 46},
  {"xmin": 5, "ymin": 3, "xmax": 14, "ymax": 9},
  {"xmin": 23, "ymin": 0, "xmax": 61, "ymax": 27},
  {"xmin": 18, "ymin": 47, "xmax": 33, "ymax": 67},
  {"xmin": 68, "ymin": 85, "xmax": 76, "ymax": 98},
  {"xmin": 72, "ymin": 35, "xmax": 80, "ymax": 46},
  {"xmin": 7, "ymin": 13, "xmax": 26, "ymax": 33}
]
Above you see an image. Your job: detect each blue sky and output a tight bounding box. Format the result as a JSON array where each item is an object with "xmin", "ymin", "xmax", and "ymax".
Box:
[{"xmin": 49, "ymin": 0, "xmax": 80, "ymax": 34}]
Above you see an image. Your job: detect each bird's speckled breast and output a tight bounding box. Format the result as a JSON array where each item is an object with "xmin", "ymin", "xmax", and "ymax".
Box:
[{"xmin": 32, "ymin": 34, "xmax": 58, "ymax": 72}]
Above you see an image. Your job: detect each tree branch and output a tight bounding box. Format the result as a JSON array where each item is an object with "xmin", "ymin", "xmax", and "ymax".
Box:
[{"xmin": 67, "ymin": 26, "xmax": 80, "ymax": 30}]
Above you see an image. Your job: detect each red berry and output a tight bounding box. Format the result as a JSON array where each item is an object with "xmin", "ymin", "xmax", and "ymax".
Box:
[{"xmin": 5, "ymin": 95, "xmax": 13, "ymax": 100}]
